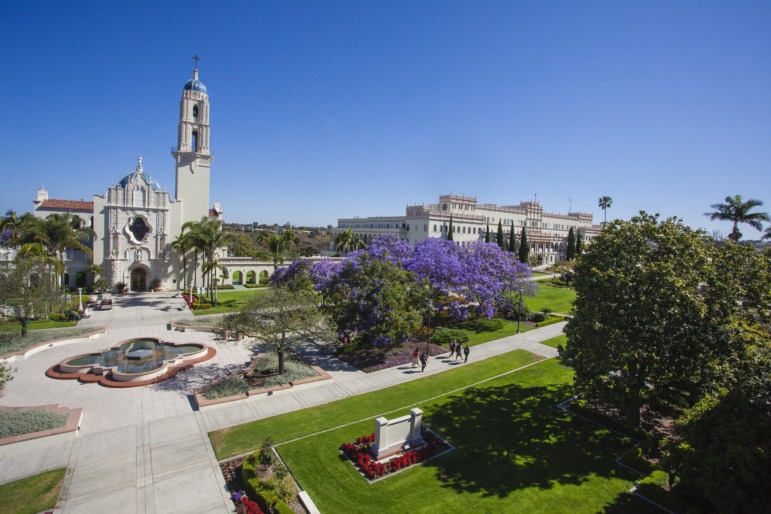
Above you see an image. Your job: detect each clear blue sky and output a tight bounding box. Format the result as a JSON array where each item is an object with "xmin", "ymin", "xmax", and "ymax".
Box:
[{"xmin": 2, "ymin": 1, "xmax": 770, "ymax": 237}]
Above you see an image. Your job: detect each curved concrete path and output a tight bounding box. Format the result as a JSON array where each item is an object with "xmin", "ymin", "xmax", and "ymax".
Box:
[{"xmin": 0, "ymin": 292, "xmax": 564, "ymax": 513}]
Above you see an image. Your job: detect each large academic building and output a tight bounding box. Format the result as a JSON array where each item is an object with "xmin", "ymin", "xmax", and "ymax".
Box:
[
  {"xmin": 31, "ymin": 66, "xmax": 222, "ymax": 291},
  {"xmin": 335, "ymin": 194, "xmax": 602, "ymax": 265}
]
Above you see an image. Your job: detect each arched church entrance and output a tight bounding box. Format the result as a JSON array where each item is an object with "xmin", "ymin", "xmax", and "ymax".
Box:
[{"xmin": 131, "ymin": 268, "xmax": 148, "ymax": 291}]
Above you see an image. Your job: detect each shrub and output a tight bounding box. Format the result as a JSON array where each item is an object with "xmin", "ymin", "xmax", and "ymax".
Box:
[
  {"xmin": 529, "ymin": 312, "xmax": 547, "ymax": 323},
  {"xmin": 458, "ymin": 318, "xmax": 504, "ymax": 332},
  {"xmin": 201, "ymin": 375, "xmax": 249, "ymax": 399},
  {"xmin": 217, "ymin": 284, "xmax": 236, "ymax": 290},
  {"xmin": 258, "ymin": 437, "xmax": 275, "ymax": 466},
  {"xmin": 242, "ymin": 453, "xmax": 294, "ymax": 514},
  {"xmin": 430, "ymin": 328, "xmax": 469, "ymax": 346},
  {"xmin": 115, "ymin": 282, "xmax": 127, "ymax": 293},
  {"xmin": 0, "ymin": 409, "xmax": 67, "ymax": 438},
  {"xmin": 535, "ymin": 316, "xmax": 565, "ymax": 327},
  {"xmin": 150, "ymin": 278, "xmax": 162, "ymax": 290}
]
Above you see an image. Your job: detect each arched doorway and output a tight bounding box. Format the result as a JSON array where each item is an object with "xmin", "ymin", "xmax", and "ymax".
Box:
[
  {"xmin": 246, "ymin": 271, "xmax": 256, "ymax": 284},
  {"xmin": 131, "ymin": 268, "xmax": 147, "ymax": 291},
  {"xmin": 259, "ymin": 270, "xmax": 269, "ymax": 284},
  {"xmin": 232, "ymin": 271, "xmax": 243, "ymax": 284}
]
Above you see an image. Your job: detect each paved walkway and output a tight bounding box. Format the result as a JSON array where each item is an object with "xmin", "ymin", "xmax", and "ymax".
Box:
[{"xmin": 0, "ymin": 292, "xmax": 564, "ymax": 513}]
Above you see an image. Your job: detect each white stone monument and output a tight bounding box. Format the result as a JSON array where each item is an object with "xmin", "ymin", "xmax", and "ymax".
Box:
[{"xmin": 371, "ymin": 408, "xmax": 425, "ymax": 460}]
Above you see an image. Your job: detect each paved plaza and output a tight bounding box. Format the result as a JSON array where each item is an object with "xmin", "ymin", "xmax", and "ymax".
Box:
[{"xmin": 0, "ymin": 292, "xmax": 563, "ymax": 513}]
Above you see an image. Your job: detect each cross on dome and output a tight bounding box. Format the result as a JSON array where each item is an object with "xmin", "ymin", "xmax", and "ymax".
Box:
[{"xmin": 136, "ymin": 156, "xmax": 143, "ymax": 174}]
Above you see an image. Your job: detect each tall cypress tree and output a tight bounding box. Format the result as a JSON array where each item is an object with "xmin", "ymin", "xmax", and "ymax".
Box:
[
  {"xmin": 575, "ymin": 229, "xmax": 583, "ymax": 255},
  {"xmin": 508, "ymin": 226, "xmax": 516, "ymax": 252},
  {"xmin": 484, "ymin": 223, "xmax": 490, "ymax": 243},
  {"xmin": 567, "ymin": 227, "xmax": 576, "ymax": 260},
  {"xmin": 447, "ymin": 216, "xmax": 454, "ymax": 241},
  {"xmin": 496, "ymin": 220, "xmax": 505, "ymax": 249},
  {"xmin": 518, "ymin": 226, "xmax": 529, "ymax": 263}
]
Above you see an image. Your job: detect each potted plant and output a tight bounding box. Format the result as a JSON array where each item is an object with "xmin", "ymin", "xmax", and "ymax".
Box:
[
  {"xmin": 150, "ymin": 278, "xmax": 162, "ymax": 292},
  {"xmin": 115, "ymin": 282, "xmax": 127, "ymax": 294}
]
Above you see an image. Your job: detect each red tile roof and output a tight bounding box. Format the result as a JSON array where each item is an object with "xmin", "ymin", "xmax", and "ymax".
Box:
[
  {"xmin": 39, "ymin": 199, "xmax": 94, "ymax": 211},
  {"xmin": 209, "ymin": 208, "xmax": 221, "ymax": 218}
]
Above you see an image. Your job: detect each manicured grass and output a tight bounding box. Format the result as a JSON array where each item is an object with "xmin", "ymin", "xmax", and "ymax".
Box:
[
  {"xmin": 193, "ymin": 289, "xmax": 267, "ymax": 315},
  {"xmin": 524, "ymin": 283, "xmax": 576, "ymax": 314},
  {"xmin": 0, "ymin": 468, "xmax": 65, "ymax": 514},
  {"xmin": 461, "ymin": 319, "xmax": 534, "ymax": 346},
  {"xmin": 0, "ymin": 318, "xmax": 78, "ymax": 333},
  {"xmin": 210, "ymin": 350, "xmax": 544, "ymax": 459},
  {"xmin": 212, "ymin": 356, "xmax": 654, "ymax": 513},
  {"xmin": 540, "ymin": 334, "xmax": 566, "ymax": 349}
]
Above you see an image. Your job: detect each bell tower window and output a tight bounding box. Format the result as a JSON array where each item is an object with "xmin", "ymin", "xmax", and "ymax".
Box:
[
  {"xmin": 193, "ymin": 105, "xmax": 199, "ymax": 120},
  {"xmin": 192, "ymin": 130, "xmax": 199, "ymax": 152}
]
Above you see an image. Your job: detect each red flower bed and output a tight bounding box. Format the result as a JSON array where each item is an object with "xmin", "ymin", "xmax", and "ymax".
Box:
[
  {"xmin": 182, "ymin": 294, "xmax": 198, "ymax": 307},
  {"xmin": 340, "ymin": 428, "xmax": 449, "ymax": 480},
  {"xmin": 236, "ymin": 497, "xmax": 263, "ymax": 514}
]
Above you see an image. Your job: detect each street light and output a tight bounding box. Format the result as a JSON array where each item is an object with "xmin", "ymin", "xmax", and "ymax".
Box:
[
  {"xmin": 516, "ymin": 290, "xmax": 523, "ymax": 334},
  {"xmin": 425, "ymin": 299, "xmax": 432, "ymax": 355},
  {"xmin": 78, "ymin": 287, "xmax": 83, "ymax": 312}
]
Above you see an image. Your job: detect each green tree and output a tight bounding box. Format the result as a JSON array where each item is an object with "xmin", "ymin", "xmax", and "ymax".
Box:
[
  {"xmin": 228, "ymin": 232, "xmax": 258, "ymax": 258},
  {"xmin": 496, "ymin": 220, "xmax": 504, "ymax": 249},
  {"xmin": 334, "ymin": 228, "xmax": 365, "ymax": 253},
  {"xmin": 484, "ymin": 223, "xmax": 490, "ymax": 243},
  {"xmin": 219, "ymin": 284, "xmax": 333, "ymax": 374},
  {"xmin": 172, "ymin": 230, "xmax": 193, "ymax": 292},
  {"xmin": 705, "ymin": 195, "xmax": 769, "ymax": 241},
  {"xmin": 181, "ymin": 217, "xmax": 230, "ymax": 302},
  {"xmin": 508, "ymin": 227, "xmax": 516, "ymax": 252},
  {"xmin": 18, "ymin": 213, "xmax": 93, "ymax": 289},
  {"xmin": 575, "ymin": 229, "xmax": 583, "ymax": 255},
  {"xmin": 0, "ymin": 210, "xmax": 22, "ymax": 245},
  {"xmin": 447, "ymin": 216, "xmax": 454, "ymax": 241},
  {"xmin": 566, "ymin": 227, "xmax": 576, "ymax": 260},
  {"xmin": 562, "ymin": 212, "xmax": 763, "ymax": 427},
  {"xmin": 0, "ymin": 254, "xmax": 59, "ymax": 336},
  {"xmin": 598, "ymin": 196, "xmax": 613, "ymax": 223},
  {"xmin": 518, "ymin": 227, "xmax": 529, "ymax": 263}
]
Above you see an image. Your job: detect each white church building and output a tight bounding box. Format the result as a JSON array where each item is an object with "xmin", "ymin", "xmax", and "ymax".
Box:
[{"xmin": 33, "ymin": 66, "xmax": 221, "ymax": 291}]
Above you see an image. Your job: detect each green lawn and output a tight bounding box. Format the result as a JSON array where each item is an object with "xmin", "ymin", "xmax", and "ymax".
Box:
[
  {"xmin": 0, "ymin": 318, "xmax": 78, "ymax": 333},
  {"xmin": 0, "ymin": 468, "xmax": 65, "ymax": 514},
  {"xmin": 193, "ymin": 288, "xmax": 267, "ymax": 315},
  {"xmin": 540, "ymin": 334, "xmax": 566, "ymax": 349},
  {"xmin": 524, "ymin": 283, "xmax": 576, "ymax": 314},
  {"xmin": 455, "ymin": 319, "xmax": 535, "ymax": 347},
  {"xmin": 212, "ymin": 354, "xmax": 654, "ymax": 513}
]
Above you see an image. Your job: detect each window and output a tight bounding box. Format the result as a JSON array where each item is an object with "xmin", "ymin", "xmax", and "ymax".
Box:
[
  {"xmin": 192, "ymin": 130, "xmax": 199, "ymax": 152},
  {"xmin": 193, "ymin": 105, "xmax": 199, "ymax": 120}
]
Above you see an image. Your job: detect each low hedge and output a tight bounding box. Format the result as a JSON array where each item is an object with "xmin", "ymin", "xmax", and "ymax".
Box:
[
  {"xmin": 217, "ymin": 284, "xmax": 236, "ymax": 290},
  {"xmin": 242, "ymin": 453, "xmax": 294, "ymax": 514},
  {"xmin": 535, "ymin": 316, "xmax": 565, "ymax": 327},
  {"xmin": 244, "ymin": 283, "xmax": 265, "ymax": 289}
]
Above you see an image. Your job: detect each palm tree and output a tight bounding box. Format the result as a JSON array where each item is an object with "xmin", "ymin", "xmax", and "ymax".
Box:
[
  {"xmin": 763, "ymin": 226, "xmax": 771, "ymax": 240},
  {"xmin": 171, "ymin": 231, "xmax": 192, "ymax": 292},
  {"xmin": 598, "ymin": 196, "xmax": 613, "ymax": 223},
  {"xmin": 334, "ymin": 228, "xmax": 365, "ymax": 253},
  {"xmin": 0, "ymin": 210, "xmax": 22, "ymax": 245},
  {"xmin": 84, "ymin": 264, "xmax": 103, "ymax": 287},
  {"xmin": 182, "ymin": 217, "xmax": 229, "ymax": 303},
  {"xmin": 705, "ymin": 195, "xmax": 769, "ymax": 241},
  {"xmin": 18, "ymin": 213, "xmax": 93, "ymax": 289},
  {"xmin": 266, "ymin": 233, "xmax": 287, "ymax": 270}
]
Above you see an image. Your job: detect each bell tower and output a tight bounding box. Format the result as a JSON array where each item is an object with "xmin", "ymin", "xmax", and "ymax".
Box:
[{"xmin": 173, "ymin": 55, "xmax": 213, "ymax": 224}]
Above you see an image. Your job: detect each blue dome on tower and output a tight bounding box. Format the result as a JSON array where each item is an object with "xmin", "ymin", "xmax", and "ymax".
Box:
[
  {"xmin": 118, "ymin": 157, "xmax": 163, "ymax": 192},
  {"xmin": 183, "ymin": 69, "xmax": 207, "ymax": 94}
]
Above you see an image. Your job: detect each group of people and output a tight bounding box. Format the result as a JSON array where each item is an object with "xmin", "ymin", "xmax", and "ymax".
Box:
[
  {"xmin": 449, "ymin": 339, "xmax": 470, "ymax": 363},
  {"xmin": 411, "ymin": 347, "xmax": 430, "ymax": 371},
  {"xmin": 412, "ymin": 339, "xmax": 470, "ymax": 373}
]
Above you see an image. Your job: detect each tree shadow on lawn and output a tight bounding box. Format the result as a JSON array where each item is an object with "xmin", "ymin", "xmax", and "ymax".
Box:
[{"xmin": 423, "ymin": 382, "xmax": 637, "ymax": 499}]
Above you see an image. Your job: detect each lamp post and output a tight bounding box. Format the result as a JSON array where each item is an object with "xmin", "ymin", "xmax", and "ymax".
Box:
[
  {"xmin": 516, "ymin": 290, "xmax": 523, "ymax": 334},
  {"xmin": 78, "ymin": 287, "xmax": 83, "ymax": 312}
]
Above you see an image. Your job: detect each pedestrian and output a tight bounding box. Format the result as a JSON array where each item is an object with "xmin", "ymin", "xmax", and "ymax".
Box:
[
  {"xmin": 420, "ymin": 352, "xmax": 428, "ymax": 372},
  {"xmin": 449, "ymin": 339, "xmax": 456, "ymax": 356},
  {"xmin": 412, "ymin": 347, "xmax": 420, "ymax": 368},
  {"xmin": 463, "ymin": 345, "xmax": 470, "ymax": 363},
  {"xmin": 455, "ymin": 342, "xmax": 462, "ymax": 360}
]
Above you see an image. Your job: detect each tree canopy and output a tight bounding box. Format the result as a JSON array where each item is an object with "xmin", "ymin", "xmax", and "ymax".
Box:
[{"xmin": 561, "ymin": 212, "xmax": 768, "ymax": 427}]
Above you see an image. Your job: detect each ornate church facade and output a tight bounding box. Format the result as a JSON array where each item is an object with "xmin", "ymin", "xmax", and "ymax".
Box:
[{"xmin": 32, "ymin": 66, "xmax": 220, "ymax": 291}]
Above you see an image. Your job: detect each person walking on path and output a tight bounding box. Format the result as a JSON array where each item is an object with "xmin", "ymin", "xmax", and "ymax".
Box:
[
  {"xmin": 449, "ymin": 339, "xmax": 456, "ymax": 356},
  {"xmin": 419, "ymin": 352, "xmax": 428, "ymax": 372},
  {"xmin": 463, "ymin": 345, "xmax": 470, "ymax": 363},
  {"xmin": 455, "ymin": 342, "xmax": 463, "ymax": 360},
  {"xmin": 412, "ymin": 347, "xmax": 420, "ymax": 368}
]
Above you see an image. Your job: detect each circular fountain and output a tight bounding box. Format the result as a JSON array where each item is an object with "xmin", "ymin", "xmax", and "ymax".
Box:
[{"xmin": 50, "ymin": 337, "xmax": 215, "ymax": 386}]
